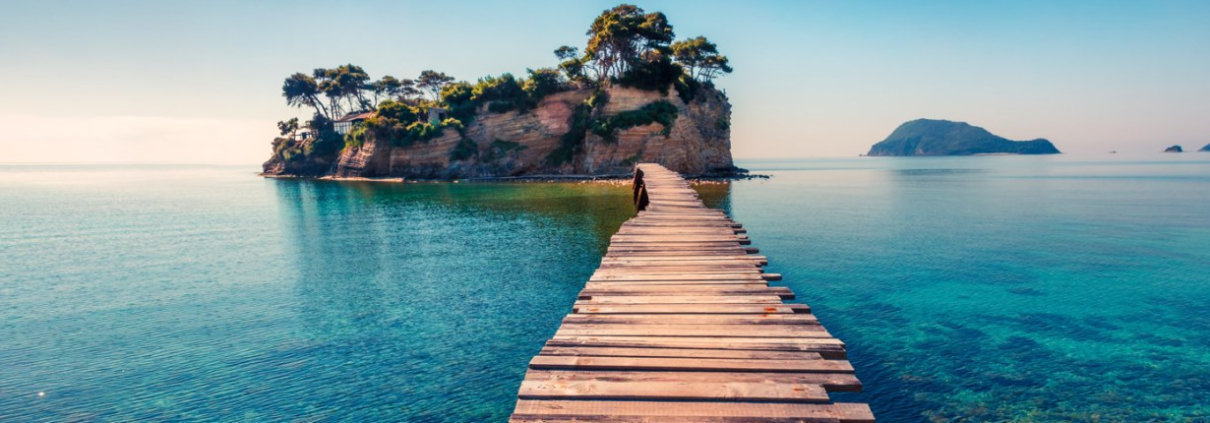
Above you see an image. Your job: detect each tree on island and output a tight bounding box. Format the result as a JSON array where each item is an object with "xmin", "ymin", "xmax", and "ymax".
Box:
[
  {"xmin": 277, "ymin": 118, "xmax": 299, "ymax": 136},
  {"xmin": 554, "ymin": 46, "xmax": 587, "ymax": 83},
  {"xmin": 282, "ymin": 73, "xmax": 328, "ymax": 118},
  {"xmin": 315, "ymin": 64, "xmax": 372, "ymax": 114},
  {"xmin": 418, "ymin": 70, "xmax": 455, "ymax": 101},
  {"xmin": 582, "ymin": 4, "xmax": 675, "ymax": 82},
  {"xmin": 671, "ymin": 36, "xmax": 732, "ymax": 82}
]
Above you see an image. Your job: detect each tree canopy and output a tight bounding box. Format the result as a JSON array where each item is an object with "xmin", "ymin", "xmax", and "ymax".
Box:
[
  {"xmin": 417, "ymin": 70, "xmax": 455, "ymax": 101},
  {"xmin": 583, "ymin": 4, "xmax": 675, "ymax": 81},
  {"xmin": 282, "ymin": 73, "xmax": 326, "ymax": 118},
  {"xmin": 671, "ymin": 36, "xmax": 733, "ymax": 81},
  {"xmin": 277, "ymin": 117, "xmax": 299, "ymax": 136}
]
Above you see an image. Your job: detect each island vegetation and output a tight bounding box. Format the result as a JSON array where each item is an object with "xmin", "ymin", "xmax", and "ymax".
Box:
[
  {"xmin": 267, "ymin": 4, "xmax": 733, "ymax": 175},
  {"xmin": 867, "ymin": 119, "xmax": 1060, "ymax": 156}
]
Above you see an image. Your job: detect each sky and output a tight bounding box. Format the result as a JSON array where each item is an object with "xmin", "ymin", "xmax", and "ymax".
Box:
[{"xmin": 1, "ymin": 0, "xmax": 1208, "ymax": 164}]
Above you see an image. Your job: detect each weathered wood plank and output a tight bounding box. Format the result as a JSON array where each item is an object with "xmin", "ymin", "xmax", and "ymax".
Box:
[
  {"xmin": 561, "ymin": 314, "xmax": 820, "ymax": 325},
  {"xmin": 574, "ymin": 295, "xmax": 785, "ymax": 305},
  {"xmin": 524, "ymin": 369, "xmax": 861, "ymax": 392},
  {"xmin": 513, "ymin": 400, "xmax": 873, "ymax": 422},
  {"xmin": 538, "ymin": 346, "xmax": 824, "ymax": 360},
  {"xmin": 572, "ymin": 303, "xmax": 810, "ymax": 314},
  {"xmin": 511, "ymin": 415, "xmax": 843, "ymax": 423},
  {"xmin": 554, "ymin": 324, "xmax": 831, "ymax": 339},
  {"xmin": 529, "ymin": 356, "xmax": 853, "ymax": 373},
  {"xmin": 518, "ymin": 380, "xmax": 831, "ymax": 402}
]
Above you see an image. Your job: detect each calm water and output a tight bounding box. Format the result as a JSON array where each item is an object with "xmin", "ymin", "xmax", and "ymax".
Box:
[{"xmin": 1, "ymin": 155, "xmax": 1208, "ymax": 422}]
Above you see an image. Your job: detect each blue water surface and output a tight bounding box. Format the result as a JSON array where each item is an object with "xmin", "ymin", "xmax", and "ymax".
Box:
[{"xmin": 1, "ymin": 154, "xmax": 1208, "ymax": 421}]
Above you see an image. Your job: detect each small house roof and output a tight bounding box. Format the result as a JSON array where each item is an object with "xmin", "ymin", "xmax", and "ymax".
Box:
[{"xmin": 335, "ymin": 111, "xmax": 375, "ymax": 122}]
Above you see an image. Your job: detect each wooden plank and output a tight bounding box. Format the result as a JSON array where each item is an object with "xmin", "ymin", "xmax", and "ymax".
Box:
[
  {"xmin": 602, "ymin": 255, "xmax": 768, "ymax": 262},
  {"xmin": 524, "ymin": 369, "xmax": 861, "ymax": 392},
  {"xmin": 592, "ymin": 269, "xmax": 764, "ymax": 275},
  {"xmin": 599, "ymin": 260, "xmax": 761, "ymax": 267},
  {"xmin": 554, "ymin": 326, "xmax": 830, "ymax": 339},
  {"xmin": 584, "ymin": 281, "xmax": 772, "ymax": 287},
  {"xmin": 578, "ymin": 287, "xmax": 794, "ymax": 300},
  {"xmin": 583, "ymin": 282, "xmax": 770, "ymax": 289},
  {"xmin": 538, "ymin": 346, "xmax": 824, "ymax": 360},
  {"xmin": 574, "ymin": 295, "xmax": 784, "ymax": 305},
  {"xmin": 545, "ymin": 337, "xmax": 846, "ymax": 359},
  {"xmin": 555, "ymin": 323, "xmax": 830, "ymax": 338},
  {"xmin": 528, "ymin": 356, "xmax": 854, "ymax": 373},
  {"xmin": 511, "ymin": 415, "xmax": 842, "ymax": 423},
  {"xmin": 561, "ymin": 314, "xmax": 820, "ymax": 325},
  {"xmin": 518, "ymin": 380, "xmax": 830, "ymax": 402},
  {"xmin": 513, "ymin": 400, "xmax": 873, "ymax": 422},
  {"xmin": 590, "ymin": 275, "xmax": 766, "ymax": 282},
  {"xmin": 572, "ymin": 304, "xmax": 810, "ymax": 314}
]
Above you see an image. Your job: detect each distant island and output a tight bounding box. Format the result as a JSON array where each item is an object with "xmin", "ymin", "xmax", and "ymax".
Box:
[
  {"xmin": 867, "ymin": 119, "xmax": 1060, "ymax": 156},
  {"xmin": 1202, "ymin": 143, "xmax": 1210, "ymax": 152},
  {"xmin": 1164, "ymin": 145, "xmax": 1183, "ymax": 153},
  {"xmin": 263, "ymin": 4, "xmax": 740, "ymax": 180}
]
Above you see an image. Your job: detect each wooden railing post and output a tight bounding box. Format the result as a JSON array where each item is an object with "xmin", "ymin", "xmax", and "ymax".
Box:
[{"xmin": 632, "ymin": 167, "xmax": 649, "ymax": 211}]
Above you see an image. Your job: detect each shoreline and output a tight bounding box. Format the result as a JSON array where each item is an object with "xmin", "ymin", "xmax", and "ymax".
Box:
[{"xmin": 259, "ymin": 170, "xmax": 767, "ymax": 184}]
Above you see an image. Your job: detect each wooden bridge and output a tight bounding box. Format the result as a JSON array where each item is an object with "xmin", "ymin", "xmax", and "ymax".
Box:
[{"xmin": 509, "ymin": 163, "xmax": 873, "ymax": 422}]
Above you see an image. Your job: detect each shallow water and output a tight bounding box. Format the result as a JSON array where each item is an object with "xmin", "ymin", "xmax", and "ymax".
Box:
[
  {"xmin": 1, "ymin": 155, "xmax": 1208, "ymax": 421},
  {"xmin": 728, "ymin": 155, "xmax": 1210, "ymax": 422}
]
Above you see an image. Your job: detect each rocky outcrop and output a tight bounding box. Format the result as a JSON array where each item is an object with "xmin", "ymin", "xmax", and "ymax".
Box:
[
  {"xmin": 867, "ymin": 119, "xmax": 1059, "ymax": 156},
  {"xmin": 262, "ymin": 137, "xmax": 342, "ymax": 177},
  {"xmin": 266, "ymin": 85, "xmax": 734, "ymax": 179},
  {"xmin": 1164, "ymin": 145, "xmax": 1184, "ymax": 153},
  {"xmin": 1200, "ymin": 143, "xmax": 1210, "ymax": 152}
]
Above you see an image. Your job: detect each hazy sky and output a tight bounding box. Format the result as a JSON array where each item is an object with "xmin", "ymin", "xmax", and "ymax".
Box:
[{"xmin": 2, "ymin": 0, "xmax": 1208, "ymax": 164}]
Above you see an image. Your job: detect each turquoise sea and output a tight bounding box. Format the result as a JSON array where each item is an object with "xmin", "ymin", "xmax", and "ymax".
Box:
[{"xmin": 2, "ymin": 155, "xmax": 1208, "ymax": 422}]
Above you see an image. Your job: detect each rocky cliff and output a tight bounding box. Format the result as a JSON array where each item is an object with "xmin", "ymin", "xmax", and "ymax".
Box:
[
  {"xmin": 264, "ymin": 85, "xmax": 734, "ymax": 179},
  {"xmin": 867, "ymin": 119, "xmax": 1060, "ymax": 156}
]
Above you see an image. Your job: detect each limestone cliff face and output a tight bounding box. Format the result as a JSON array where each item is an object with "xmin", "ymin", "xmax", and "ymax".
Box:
[{"xmin": 316, "ymin": 85, "xmax": 733, "ymax": 179}]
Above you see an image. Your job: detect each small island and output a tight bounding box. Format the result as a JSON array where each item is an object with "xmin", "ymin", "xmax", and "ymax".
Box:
[
  {"xmin": 263, "ymin": 5, "xmax": 739, "ymax": 180},
  {"xmin": 867, "ymin": 119, "xmax": 1060, "ymax": 156},
  {"xmin": 1201, "ymin": 143, "xmax": 1210, "ymax": 152},
  {"xmin": 1164, "ymin": 145, "xmax": 1183, "ymax": 153}
]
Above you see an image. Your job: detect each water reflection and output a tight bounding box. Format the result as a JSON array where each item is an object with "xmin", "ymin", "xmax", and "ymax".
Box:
[{"xmin": 266, "ymin": 179, "xmax": 648, "ymax": 420}]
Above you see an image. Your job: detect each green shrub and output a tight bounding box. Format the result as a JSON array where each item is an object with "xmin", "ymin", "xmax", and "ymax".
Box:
[
  {"xmin": 472, "ymin": 73, "xmax": 531, "ymax": 113},
  {"xmin": 545, "ymin": 103, "xmax": 593, "ymax": 166},
  {"xmin": 715, "ymin": 116, "xmax": 730, "ymax": 130},
  {"xmin": 344, "ymin": 123, "xmax": 369, "ymax": 149},
  {"xmin": 377, "ymin": 100, "xmax": 420, "ymax": 122},
  {"xmin": 674, "ymin": 74, "xmax": 699, "ymax": 103},
  {"xmin": 615, "ymin": 56, "xmax": 684, "ymax": 95},
  {"xmin": 306, "ymin": 131, "xmax": 343, "ymax": 157},
  {"xmin": 400, "ymin": 121, "xmax": 443, "ymax": 145},
  {"xmin": 586, "ymin": 88, "xmax": 609, "ymax": 109},
  {"xmin": 590, "ymin": 100, "xmax": 679, "ymax": 142},
  {"xmin": 441, "ymin": 82, "xmax": 476, "ymax": 121},
  {"xmin": 440, "ymin": 118, "xmax": 465, "ymax": 132},
  {"xmin": 524, "ymin": 68, "xmax": 564, "ymax": 101}
]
